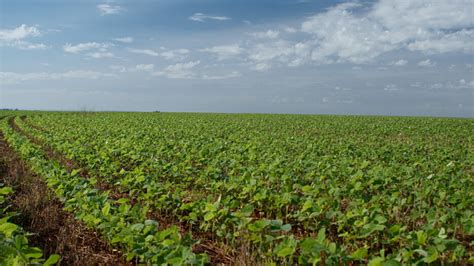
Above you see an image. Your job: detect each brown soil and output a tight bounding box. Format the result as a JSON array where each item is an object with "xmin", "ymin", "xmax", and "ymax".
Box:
[{"xmin": 0, "ymin": 119, "xmax": 129, "ymax": 265}]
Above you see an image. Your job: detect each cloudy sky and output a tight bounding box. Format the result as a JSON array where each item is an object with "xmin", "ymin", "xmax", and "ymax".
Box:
[{"xmin": 1, "ymin": 0, "xmax": 473, "ymax": 117}]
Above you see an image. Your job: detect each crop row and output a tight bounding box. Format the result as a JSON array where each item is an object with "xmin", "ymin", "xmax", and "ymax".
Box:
[{"xmin": 0, "ymin": 116, "xmax": 60, "ymax": 265}]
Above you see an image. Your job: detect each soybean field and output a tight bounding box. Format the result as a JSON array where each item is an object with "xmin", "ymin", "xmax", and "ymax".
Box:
[{"xmin": 0, "ymin": 111, "xmax": 473, "ymax": 265}]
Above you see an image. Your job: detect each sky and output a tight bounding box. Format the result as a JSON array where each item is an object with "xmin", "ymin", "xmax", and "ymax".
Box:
[{"xmin": 0, "ymin": 0, "xmax": 473, "ymax": 117}]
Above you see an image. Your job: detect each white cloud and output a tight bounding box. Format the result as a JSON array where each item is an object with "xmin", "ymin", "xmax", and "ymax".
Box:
[
  {"xmin": 202, "ymin": 71, "xmax": 241, "ymax": 80},
  {"xmin": 407, "ymin": 29, "xmax": 474, "ymax": 54},
  {"xmin": 390, "ymin": 59, "xmax": 408, "ymax": 66},
  {"xmin": 160, "ymin": 49, "xmax": 190, "ymax": 60},
  {"xmin": 371, "ymin": 0, "xmax": 472, "ymax": 31},
  {"xmin": 88, "ymin": 52, "xmax": 115, "ymax": 59},
  {"xmin": 97, "ymin": 4, "xmax": 123, "ymax": 16},
  {"xmin": 109, "ymin": 65, "xmax": 127, "ymax": 72},
  {"xmin": 250, "ymin": 30, "xmax": 280, "ymax": 39},
  {"xmin": 63, "ymin": 42, "xmax": 111, "ymax": 53},
  {"xmin": 234, "ymin": 0, "xmax": 472, "ymax": 72},
  {"xmin": 249, "ymin": 40, "xmax": 293, "ymax": 62},
  {"xmin": 200, "ymin": 45, "xmax": 243, "ymax": 60},
  {"xmin": 109, "ymin": 64, "xmax": 155, "ymax": 73},
  {"xmin": 247, "ymin": 40, "xmax": 312, "ymax": 68},
  {"xmin": 113, "ymin": 37, "xmax": 133, "ymax": 43},
  {"xmin": 418, "ymin": 59, "xmax": 436, "ymax": 67},
  {"xmin": 283, "ymin": 27, "xmax": 297, "ymax": 33},
  {"xmin": 430, "ymin": 83, "xmax": 443, "ymax": 90},
  {"xmin": 0, "ymin": 24, "xmax": 40, "ymax": 41},
  {"xmin": 253, "ymin": 63, "xmax": 271, "ymax": 72},
  {"xmin": 128, "ymin": 48, "xmax": 190, "ymax": 60},
  {"xmin": 128, "ymin": 48, "xmax": 159, "ymax": 56},
  {"xmin": 1, "ymin": 40, "xmax": 48, "ymax": 50},
  {"xmin": 1, "ymin": 70, "xmax": 116, "ymax": 84},
  {"xmin": 152, "ymin": 61, "xmax": 200, "ymax": 79},
  {"xmin": 0, "ymin": 25, "xmax": 47, "ymax": 50},
  {"xmin": 298, "ymin": 0, "xmax": 473, "ymax": 64},
  {"xmin": 135, "ymin": 64, "xmax": 154, "ymax": 72},
  {"xmin": 447, "ymin": 79, "xmax": 474, "ymax": 90},
  {"xmin": 17, "ymin": 42, "xmax": 47, "ymax": 50},
  {"xmin": 189, "ymin": 13, "xmax": 230, "ymax": 22}
]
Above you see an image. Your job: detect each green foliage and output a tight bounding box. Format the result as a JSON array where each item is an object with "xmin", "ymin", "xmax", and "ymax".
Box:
[{"xmin": 1, "ymin": 111, "xmax": 473, "ymax": 264}]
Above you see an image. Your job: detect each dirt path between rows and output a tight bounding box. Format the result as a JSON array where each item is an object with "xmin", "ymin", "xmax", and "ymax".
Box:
[{"xmin": 0, "ymin": 119, "xmax": 129, "ymax": 265}]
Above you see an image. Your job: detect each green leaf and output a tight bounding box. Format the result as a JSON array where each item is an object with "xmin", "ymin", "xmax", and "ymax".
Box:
[
  {"xmin": 25, "ymin": 247, "xmax": 43, "ymax": 259},
  {"xmin": 382, "ymin": 260, "xmax": 402, "ymax": 266},
  {"xmin": 130, "ymin": 223, "xmax": 144, "ymax": 232},
  {"xmin": 281, "ymin": 224, "xmax": 292, "ymax": 232},
  {"xmin": 0, "ymin": 186, "xmax": 13, "ymax": 195},
  {"xmin": 0, "ymin": 222, "xmax": 18, "ymax": 237},
  {"xmin": 350, "ymin": 247, "xmax": 368, "ymax": 260},
  {"xmin": 416, "ymin": 231, "xmax": 427, "ymax": 245},
  {"xmin": 302, "ymin": 199, "xmax": 313, "ymax": 212},
  {"xmin": 204, "ymin": 212, "xmax": 215, "ymax": 221},
  {"xmin": 44, "ymin": 254, "xmax": 61, "ymax": 265},
  {"xmin": 101, "ymin": 202, "xmax": 111, "ymax": 216},
  {"xmin": 424, "ymin": 247, "xmax": 439, "ymax": 263},
  {"xmin": 316, "ymin": 227, "xmax": 326, "ymax": 243},
  {"xmin": 368, "ymin": 257, "xmax": 384, "ymax": 266},
  {"xmin": 274, "ymin": 237, "xmax": 297, "ymax": 257},
  {"xmin": 438, "ymin": 228, "xmax": 447, "ymax": 239}
]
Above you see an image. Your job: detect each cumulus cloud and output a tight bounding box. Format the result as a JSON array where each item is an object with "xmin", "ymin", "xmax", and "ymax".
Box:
[
  {"xmin": 88, "ymin": 52, "xmax": 115, "ymax": 59},
  {"xmin": 189, "ymin": 13, "xmax": 230, "ymax": 22},
  {"xmin": 248, "ymin": 40, "xmax": 312, "ymax": 68},
  {"xmin": 110, "ymin": 64, "xmax": 155, "ymax": 73},
  {"xmin": 418, "ymin": 59, "xmax": 436, "ymax": 67},
  {"xmin": 297, "ymin": 0, "xmax": 473, "ymax": 64},
  {"xmin": 0, "ymin": 24, "xmax": 48, "ymax": 50},
  {"xmin": 128, "ymin": 48, "xmax": 189, "ymax": 60},
  {"xmin": 128, "ymin": 48, "xmax": 159, "ymax": 56},
  {"xmin": 283, "ymin": 27, "xmax": 297, "ymax": 33},
  {"xmin": 239, "ymin": 0, "xmax": 472, "ymax": 70},
  {"xmin": 253, "ymin": 62, "xmax": 271, "ymax": 72},
  {"xmin": 3, "ymin": 41, "xmax": 48, "ymax": 50},
  {"xmin": 97, "ymin": 4, "xmax": 123, "ymax": 16},
  {"xmin": 447, "ymin": 79, "xmax": 474, "ymax": 90},
  {"xmin": 152, "ymin": 61, "xmax": 201, "ymax": 79},
  {"xmin": 1, "ymin": 70, "xmax": 116, "ymax": 84},
  {"xmin": 407, "ymin": 29, "xmax": 474, "ymax": 54},
  {"xmin": 220, "ymin": 0, "xmax": 473, "ymax": 72},
  {"xmin": 160, "ymin": 49, "xmax": 190, "ymax": 61},
  {"xmin": 200, "ymin": 45, "xmax": 243, "ymax": 60},
  {"xmin": 113, "ymin": 37, "xmax": 133, "ymax": 43},
  {"xmin": 63, "ymin": 42, "xmax": 115, "ymax": 58},
  {"xmin": 0, "ymin": 24, "xmax": 40, "ymax": 41},
  {"xmin": 135, "ymin": 64, "xmax": 154, "ymax": 72},
  {"xmin": 390, "ymin": 59, "xmax": 408, "ymax": 66},
  {"xmin": 63, "ymin": 42, "xmax": 111, "ymax": 53}
]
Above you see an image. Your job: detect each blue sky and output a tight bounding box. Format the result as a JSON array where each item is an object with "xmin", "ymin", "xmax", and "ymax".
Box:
[{"xmin": 1, "ymin": 0, "xmax": 473, "ymax": 117}]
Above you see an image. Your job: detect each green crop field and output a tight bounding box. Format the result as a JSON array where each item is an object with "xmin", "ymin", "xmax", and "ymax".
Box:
[{"xmin": 0, "ymin": 111, "xmax": 473, "ymax": 264}]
